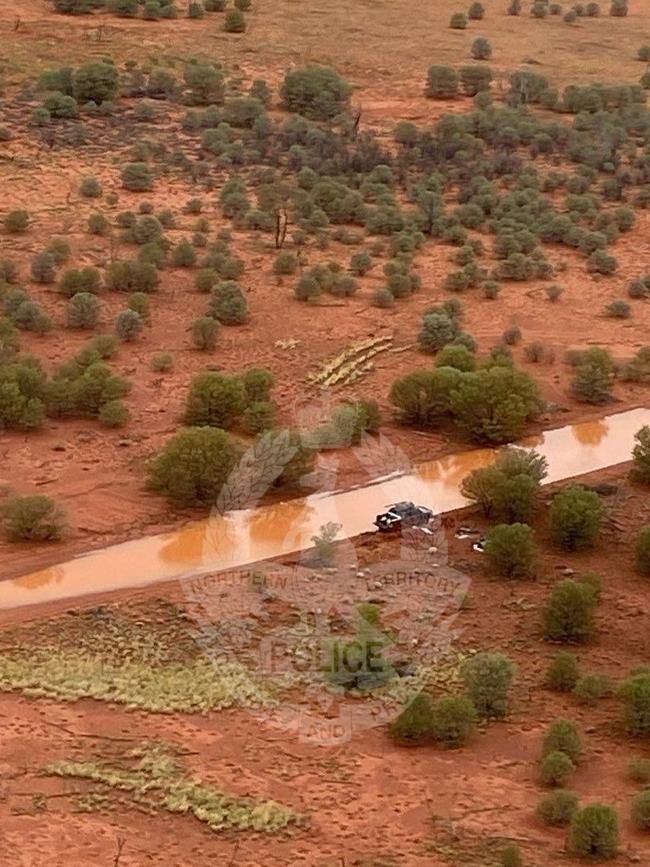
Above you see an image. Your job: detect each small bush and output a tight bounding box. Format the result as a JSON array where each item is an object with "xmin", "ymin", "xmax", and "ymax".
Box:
[
  {"xmin": 450, "ymin": 11, "xmax": 468, "ymax": 28},
  {"xmin": 543, "ymin": 719, "xmax": 582, "ymax": 763},
  {"xmin": 536, "ymin": 790, "xmax": 579, "ymax": 827},
  {"xmin": 630, "ymin": 426, "xmax": 650, "ymax": 484},
  {"xmin": 30, "ymin": 251, "xmax": 57, "ymax": 284},
  {"xmin": 471, "ymin": 38, "xmax": 492, "ymax": 60},
  {"xmin": 184, "ymin": 371, "xmax": 246, "ymax": 428},
  {"xmin": 273, "ymin": 251, "xmax": 298, "ymax": 275},
  {"xmin": 628, "ymin": 758, "xmax": 650, "ymax": 783},
  {"xmin": 549, "ymin": 485, "xmax": 604, "ymax": 550},
  {"xmin": 461, "ymin": 652, "xmax": 516, "ymax": 719},
  {"xmin": 191, "ymin": 315, "xmax": 219, "ymax": 351},
  {"xmin": 543, "ymin": 579, "xmax": 597, "ymax": 643},
  {"xmin": 98, "ymin": 399, "xmax": 130, "ymax": 428},
  {"xmin": 430, "ymin": 696, "xmax": 477, "ymax": 747},
  {"xmin": 485, "ymin": 523, "xmax": 537, "ymax": 578},
  {"xmin": 121, "ymin": 162, "xmax": 153, "ymax": 192},
  {"xmin": 547, "ymin": 652, "xmax": 580, "ymax": 692},
  {"xmin": 280, "ymin": 65, "xmax": 351, "ymax": 120},
  {"xmin": 425, "ymin": 65, "xmax": 459, "ymax": 99},
  {"xmin": 171, "ymin": 239, "xmax": 197, "ymax": 268},
  {"xmin": 115, "ymin": 309, "xmax": 143, "ymax": 341},
  {"xmin": 4, "ymin": 210, "xmax": 29, "ymax": 233},
  {"xmin": 389, "ymin": 692, "xmax": 435, "ymax": 743},
  {"xmin": 59, "ymin": 267, "xmax": 101, "ymax": 298},
  {"xmin": 1, "ymin": 494, "xmax": 66, "ymax": 542},
  {"xmin": 224, "ymin": 8, "xmax": 246, "ymax": 30},
  {"xmin": 151, "ymin": 351, "xmax": 174, "ymax": 372},
  {"xmin": 241, "ymin": 400, "xmax": 276, "ymax": 434},
  {"xmin": 147, "ymin": 426, "xmax": 239, "ymax": 505},
  {"xmin": 80, "ymin": 176, "xmax": 102, "ymax": 198},
  {"xmin": 127, "ymin": 292, "xmax": 150, "ymax": 318},
  {"xmin": 606, "ymin": 299, "xmax": 631, "ymax": 318},
  {"xmin": 573, "ymin": 673, "xmax": 610, "ymax": 705},
  {"xmin": 66, "ymin": 292, "xmax": 100, "ymax": 329},
  {"xmin": 635, "ymin": 526, "xmax": 650, "ymax": 575},
  {"xmin": 620, "ymin": 668, "xmax": 650, "ymax": 735},
  {"xmin": 569, "ymin": 804, "xmax": 619, "ymax": 860},
  {"xmin": 540, "ymin": 750, "xmax": 575, "ymax": 787}
]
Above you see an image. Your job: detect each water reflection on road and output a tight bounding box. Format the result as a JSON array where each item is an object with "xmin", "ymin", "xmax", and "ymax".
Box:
[{"xmin": 3, "ymin": 407, "xmax": 648, "ymax": 611}]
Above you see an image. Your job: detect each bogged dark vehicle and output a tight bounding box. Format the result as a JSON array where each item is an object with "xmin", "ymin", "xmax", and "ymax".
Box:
[{"xmin": 373, "ymin": 501, "xmax": 433, "ymax": 532}]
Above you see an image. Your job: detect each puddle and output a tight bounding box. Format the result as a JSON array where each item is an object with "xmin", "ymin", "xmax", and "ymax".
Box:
[{"xmin": 2, "ymin": 407, "xmax": 649, "ymax": 610}]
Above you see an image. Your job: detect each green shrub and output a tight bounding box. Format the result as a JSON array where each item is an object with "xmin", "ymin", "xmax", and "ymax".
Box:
[
  {"xmin": 184, "ymin": 371, "xmax": 246, "ymax": 428},
  {"xmin": 485, "ymin": 523, "xmax": 537, "ymax": 578},
  {"xmin": 121, "ymin": 162, "xmax": 153, "ymax": 192},
  {"xmin": 540, "ymin": 750, "xmax": 575, "ymax": 787},
  {"xmin": 628, "ymin": 758, "xmax": 650, "ymax": 783},
  {"xmin": 151, "ymin": 351, "xmax": 174, "ymax": 372},
  {"xmin": 74, "ymin": 61, "xmax": 119, "ymax": 104},
  {"xmin": 184, "ymin": 62, "xmax": 224, "ymax": 105},
  {"xmin": 425, "ymin": 65, "xmax": 459, "ymax": 99},
  {"xmin": 11, "ymin": 300, "xmax": 52, "ymax": 334},
  {"xmin": 4, "ymin": 210, "xmax": 29, "ymax": 233},
  {"xmin": 537, "ymin": 790, "xmax": 579, "ymax": 827},
  {"xmin": 569, "ymin": 804, "xmax": 619, "ymax": 860},
  {"xmin": 30, "ymin": 251, "xmax": 57, "ymax": 284},
  {"xmin": 273, "ymin": 251, "xmax": 298, "ymax": 275},
  {"xmin": 88, "ymin": 212, "xmax": 110, "ymax": 235},
  {"xmin": 42, "ymin": 91, "xmax": 78, "ymax": 118},
  {"xmin": 547, "ymin": 652, "xmax": 580, "ymax": 692},
  {"xmin": 635, "ymin": 526, "xmax": 650, "ymax": 575},
  {"xmin": 630, "ymin": 426, "xmax": 650, "ymax": 484},
  {"xmin": 619, "ymin": 670, "xmax": 650, "ymax": 735},
  {"xmin": 0, "ymin": 318, "xmax": 20, "ymax": 364},
  {"xmin": 98, "ymin": 399, "xmax": 130, "ymax": 428},
  {"xmin": 45, "ymin": 239, "xmax": 70, "ymax": 269},
  {"xmin": 461, "ymin": 446, "xmax": 547, "ymax": 521},
  {"xmin": 460, "ymin": 65, "xmax": 493, "ymax": 96},
  {"xmin": 498, "ymin": 846, "xmax": 522, "ymax": 867},
  {"xmin": 240, "ymin": 367, "xmax": 274, "ymax": 403},
  {"xmin": 631, "ymin": 790, "xmax": 650, "ymax": 831},
  {"xmin": 80, "ymin": 176, "xmax": 102, "ymax": 198},
  {"xmin": 350, "ymin": 251, "xmax": 372, "ymax": 275},
  {"xmin": 468, "ymin": 1, "xmax": 484, "ymax": 18},
  {"xmin": 542, "ymin": 719, "xmax": 582, "ymax": 762},
  {"xmin": 59, "ymin": 267, "xmax": 102, "ymax": 297},
  {"xmin": 241, "ymin": 400, "xmax": 276, "ymax": 434},
  {"xmin": 66, "ymin": 292, "xmax": 100, "ymax": 329},
  {"xmin": 543, "ymin": 579, "xmax": 597, "ymax": 643},
  {"xmin": 147, "ymin": 426, "xmax": 239, "ymax": 505},
  {"xmin": 430, "ymin": 695, "xmax": 477, "ymax": 747},
  {"xmin": 461, "ymin": 652, "xmax": 516, "ymax": 719},
  {"xmin": 115, "ymin": 309, "xmax": 143, "ymax": 341},
  {"xmin": 280, "ymin": 65, "xmax": 351, "ymax": 120},
  {"xmin": 573, "ymin": 673, "xmax": 610, "ymax": 705},
  {"xmin": 549, "ymin": 486, "xmax": 604, "ymax": 550},
  {"xmin": 389, "ymin": 692, "xmax": 435, "ymax": 744},
  {"xmin": 389, "ymin": 367, "xmax": 462, "ymax": 426},
  {"xmin": 571, "ymin": 346, "xmax": 615, "ymax": 404},
  {"xmin": 207, "ymin": 281, "xmax": 248, "ymax": 324},
  {"xmin": 436, "ymin": 344, "xmax": 476, "ymax": 372},
  {"xmin": 224, "ymin": 8, "xmax": 246, "ymax": 31},
  {"xmin": 0, "ymin": 494, "xmax": 66, "ymax": 542},
  {"xmin": 450, "ymin": 366, "xmax": 541, "ymax": 443},
  {"xmin": 0, "ymin": 357, "xmax": 48, "ymax": 429},
  {"xmin": 171, "ymin": 239, "xmax": 197, "ymax": 268},
  {"xmin": 191, "ymin": 315, "xmax": 219, "ymax": 351},
  {"xmin": 450, "ymin": 11, "xmax": 468, "ymax": 28},
  {"xmin": 471, "ymin": 37, "xmax": 492, "ymax": 60},
  {"xmin": 127, "ymin": 292, "xmax": 150, "ymax": 318},
  {"xmin": 105, "ymin": 259, "xmax": 160, "ymax": 293}
]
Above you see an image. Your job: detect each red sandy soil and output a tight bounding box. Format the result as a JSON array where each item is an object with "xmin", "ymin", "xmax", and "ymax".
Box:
[
  {"xmin": 1, "ymin": 465, "xmax": 649, "ymax": 866},
  {"xmin": 0, "ymin": 3, "xmax": 649, "ymax": 579}
]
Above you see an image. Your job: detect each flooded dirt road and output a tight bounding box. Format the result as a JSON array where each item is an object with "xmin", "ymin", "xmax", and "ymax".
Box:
[{"xmin": 3, "ymin": 407, "xmax": 649, "ymax": 610}]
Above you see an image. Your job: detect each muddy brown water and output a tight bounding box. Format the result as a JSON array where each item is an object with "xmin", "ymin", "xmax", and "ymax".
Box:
[{"xmin": 3, "ymin": 407, "xmax": 649, "ymax": 610}]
